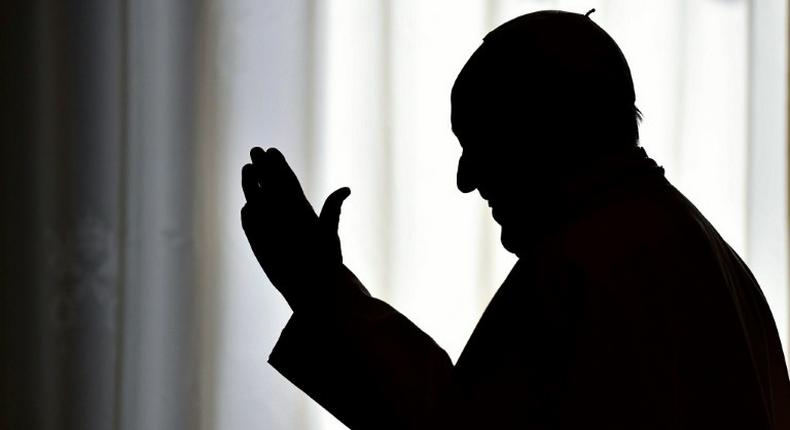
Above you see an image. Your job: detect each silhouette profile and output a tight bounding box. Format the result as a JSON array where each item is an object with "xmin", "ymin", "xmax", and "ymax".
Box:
[{"xmin": 241, "ymin": 10, "xmax": 790, "ymax": 429}]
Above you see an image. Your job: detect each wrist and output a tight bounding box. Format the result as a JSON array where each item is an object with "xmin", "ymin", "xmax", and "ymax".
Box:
[{"xmin": 289, "ymin": 264, "xmax": 369, "ymax": 314}]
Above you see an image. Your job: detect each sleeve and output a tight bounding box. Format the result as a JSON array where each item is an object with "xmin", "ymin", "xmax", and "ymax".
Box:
[{"xmin": 267, "ymin": 268, "xmax": 455, "ymax": 430}]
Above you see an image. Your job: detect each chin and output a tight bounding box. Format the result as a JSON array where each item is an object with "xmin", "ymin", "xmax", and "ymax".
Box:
[
  {"xmin": 494, "ymin": 209, "xmax": 520, "ymax": 255},
  {"xmin": 499, "ymin": 224, "xmax": 521, "ymax": 255}
]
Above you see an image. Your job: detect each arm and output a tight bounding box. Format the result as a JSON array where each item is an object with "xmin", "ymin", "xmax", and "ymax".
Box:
[
  {"xmin": 269, "ymin": 268, "xmax": 454, "ymax": 429},
  {"xmin": 240, "ymin": 147, "xmax": 454, "ymax": 429}
]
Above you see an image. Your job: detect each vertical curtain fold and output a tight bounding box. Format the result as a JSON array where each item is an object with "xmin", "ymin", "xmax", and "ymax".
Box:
[
  {"xmin": 747, "ymin": 0, "xmax": 790, "ymax": 353},
  {"xmin": 3, "ymin": 1, "xmax": 126, "ymax": 429},
  {"xmin": 119, "ymin": 0, "xmax": 201, "ymax": 429}
]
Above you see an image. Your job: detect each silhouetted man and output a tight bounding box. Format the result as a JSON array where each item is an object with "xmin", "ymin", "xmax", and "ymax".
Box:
[{"xmin": 241, "ymin": 10, "xmax": 790, "ymax": 429}]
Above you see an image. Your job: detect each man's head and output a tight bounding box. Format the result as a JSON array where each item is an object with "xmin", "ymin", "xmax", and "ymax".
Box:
[{"xmin": 451, "ymin": 10, "xmax": 640, "ymax": 253}]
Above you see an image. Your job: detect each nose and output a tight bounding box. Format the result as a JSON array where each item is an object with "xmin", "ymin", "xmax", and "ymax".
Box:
[{"xmin": 457, "ymin": 152, "xmax": 477, "ymax": 193}]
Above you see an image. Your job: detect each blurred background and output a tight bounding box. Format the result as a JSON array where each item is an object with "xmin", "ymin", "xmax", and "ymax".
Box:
[{"xmin": 2, "ymin": 0, "xmax": 788, "ymax": 429}]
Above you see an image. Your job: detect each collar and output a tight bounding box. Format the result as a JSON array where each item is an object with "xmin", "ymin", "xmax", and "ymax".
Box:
[{"xmin": 512, "ymin": 146, "xmax": 668, "ymax": 258}]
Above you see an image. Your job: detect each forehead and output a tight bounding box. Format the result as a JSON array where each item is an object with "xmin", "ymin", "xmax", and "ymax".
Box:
[
  {"xmin": 451, "ymin": 80, "xmax": 545, "ymax": 142},
  {"xmin": 450, "ymin": 94, "xmax": 533, "ymax": 144}
]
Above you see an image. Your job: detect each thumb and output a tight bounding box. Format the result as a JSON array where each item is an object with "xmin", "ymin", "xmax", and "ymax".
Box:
[{"xmin": 318, "ymin": 187, "xmax": 351, "ymax": 233}]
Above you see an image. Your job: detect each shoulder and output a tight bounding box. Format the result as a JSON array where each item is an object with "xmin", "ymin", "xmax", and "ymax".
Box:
[{"xmin": 554, "ymin": 184, "xmax": 716, "ymax": 285}]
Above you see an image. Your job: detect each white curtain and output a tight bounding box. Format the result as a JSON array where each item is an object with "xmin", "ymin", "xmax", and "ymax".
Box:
[{"xmin": 208, "ymin": 1, "xmax": 789, "ymax": 429}]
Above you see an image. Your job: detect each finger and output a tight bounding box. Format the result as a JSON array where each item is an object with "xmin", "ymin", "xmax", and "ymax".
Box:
[
  {"xmin": 240, "ymin": 203, "xmax": 256, "ymax": 235},
  {"xmin": 262, "ymin": 148, "xmax": 318, "ymax": 222},
  {"xmin": 264, "ymin": 148, "xmax": 306, "ymax": 199},
  {"xmin": 250, "ymin": 146, "xmax": 269, "ymax": 190},
  {"xmin": 250, "ymin": 146, "xmax": 266, "ymax": 164},
  {"xmin": 250, "ymin": 147, "xmax": 296, "ymax": 201},
  {"xmin": 241, "ymin": 203, "xmax": 274, "ymax": 247},
  {"xmin": 318, "ymin": 187, "xmax": 351, "ymax": 233},
  {"xmin": 241, "ymin": 163, "xmax": 260, "ymax": 202},
  {"xmin": 241, "ymin": 203, "xmax": 270, "ymax": 262}
]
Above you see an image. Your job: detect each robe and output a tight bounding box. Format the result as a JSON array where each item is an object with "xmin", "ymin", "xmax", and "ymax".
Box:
[{"xmin": 268, "ymin": 148, "xmax": 790, "ymax": 429}]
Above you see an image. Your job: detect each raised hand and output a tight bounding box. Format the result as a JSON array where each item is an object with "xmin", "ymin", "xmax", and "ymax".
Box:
[{"xmin": 241, "ymin": 146, "xmax": 351, "ymax": 311}]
